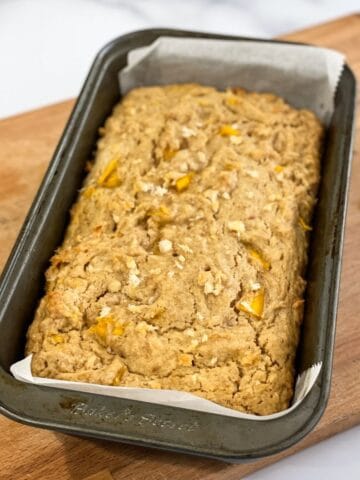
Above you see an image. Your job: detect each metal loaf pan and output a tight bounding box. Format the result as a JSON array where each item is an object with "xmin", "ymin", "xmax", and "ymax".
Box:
[{"xmin": 0, "ymin": 29, "xmax": 356, "ymax": 462}]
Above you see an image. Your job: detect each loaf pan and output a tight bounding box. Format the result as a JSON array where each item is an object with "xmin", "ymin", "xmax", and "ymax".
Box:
[{"xmin": 0, "ymin": 29, "xmax": 356, "ymax": 462}]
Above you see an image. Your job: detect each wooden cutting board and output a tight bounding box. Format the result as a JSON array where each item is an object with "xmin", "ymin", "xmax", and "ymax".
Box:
[{"xmin": 0, "ymin": 14, "xmax": 359, "ymax": 480}]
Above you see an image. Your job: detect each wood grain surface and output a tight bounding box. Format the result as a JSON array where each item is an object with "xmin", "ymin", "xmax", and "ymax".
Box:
[{"xmin": 0, "ymin": 14, "xmax": 359, "ymax": 480}]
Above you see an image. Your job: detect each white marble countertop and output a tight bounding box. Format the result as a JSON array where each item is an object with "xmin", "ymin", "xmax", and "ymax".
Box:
[{"xmin": 1, "ymin": 1, "xmax": 360, "ymax": 478}]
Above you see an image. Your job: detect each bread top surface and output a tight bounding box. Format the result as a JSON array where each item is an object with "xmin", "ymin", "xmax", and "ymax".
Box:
[{"xmin": 26, "ymin": 84, "xmax": 323, "ymax": 415}]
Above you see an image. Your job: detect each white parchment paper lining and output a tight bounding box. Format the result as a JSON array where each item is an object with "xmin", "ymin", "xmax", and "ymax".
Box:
[
  {"xmin": 12, "ymin": 357, "xmax": 322, "ymax": 420},
  {"xmin": 120, "ymin": 37, "xmax": 345, "ymax": 125},
  {"xmin": 11, "ymin": 36, "xmax": 345, "ymax": 420}
]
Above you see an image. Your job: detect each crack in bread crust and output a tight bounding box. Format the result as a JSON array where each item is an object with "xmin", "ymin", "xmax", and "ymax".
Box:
[{"xmin": 26, "ymin": 84, "xmax": 323, "ymax": 415}]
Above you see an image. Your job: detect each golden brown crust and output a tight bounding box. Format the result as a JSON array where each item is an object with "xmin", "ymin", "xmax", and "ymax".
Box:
[{"xmin": 26, "ymin": 84, "xmax": 323, "ymax": 415}]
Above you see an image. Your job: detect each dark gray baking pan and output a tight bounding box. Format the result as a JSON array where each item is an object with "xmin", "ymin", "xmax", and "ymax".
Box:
[{"xmin": 0, "ymin": 29, "xmax": 356, "ymax": 463}]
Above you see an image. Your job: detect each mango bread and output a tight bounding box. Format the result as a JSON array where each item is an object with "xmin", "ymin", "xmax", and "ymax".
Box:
[{"xmin": 26, "ymin": 84, "xmax": 323, "ymax": 415}]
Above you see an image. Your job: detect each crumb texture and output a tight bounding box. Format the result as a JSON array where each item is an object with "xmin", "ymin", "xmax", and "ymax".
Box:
[{"xmin": 26, "ymin": 84, "xmax": 323, "ymax": 415}]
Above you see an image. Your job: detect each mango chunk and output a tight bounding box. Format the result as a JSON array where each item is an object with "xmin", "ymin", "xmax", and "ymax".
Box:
[
  {"xmin": 50, "ymin": 334, "xmax": 65, "ymax": 345},
  {"xmin": 178, "ymin": 353, "xmax": 193, "ymax": 366},
  {"xmin": 163, "ymin": 147, "xmax": 177, "ymax": 161},
  {"xmin": 83, "ymin": 186, "xmax": 96, "ymax": 198},
  {"xmin": 226, "ymin": 96, "xmax": 239, "ymax": 106},
  {"xmin": 149, "ymin": 205, "xmax": 171, "ymax": 221},
  {"xmin": 88, "ymin": 316, "xmax": 124, "ymax": 341},
  {"xmin": 175, "ymin": 173, "xmax": 193, "ymax": 192},
  {"xmin": 248, "ymin": 248, "xmax": 270, "ymax": 270},
  {"xmin": 112, "ymin": 368, "xmax": 125, "ymax": 386},
  {"xmin": 236, "ymin": 290, "xmax": 265, "ymax": 318},
  {"xmin": 98, "ymin": 159, "xmax": 121, "ymax": 188},
  {"xmin": 220, "ymin": 124, "xmax": 240, "ymax": 136}
]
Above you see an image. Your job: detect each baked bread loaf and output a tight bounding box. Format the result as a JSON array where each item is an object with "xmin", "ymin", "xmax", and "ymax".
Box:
[{"xmin": 26, "ymin": 84, "xmax": 323, "ymax": 415}]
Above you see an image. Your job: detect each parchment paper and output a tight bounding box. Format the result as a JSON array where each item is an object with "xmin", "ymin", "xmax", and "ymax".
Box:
[
  {"xmin": 120, "ymin": 37, "xmax": 344, "ymax": 125},
  {"xmin": 11, "ymin": 36, "xmax": 345, "ymax": 419},
  {"xmin": 11, "ymin": 357, "xmax": 322, "ymax": 420}
]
